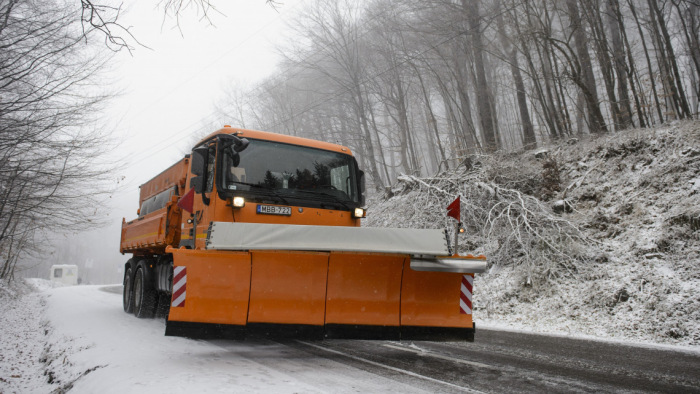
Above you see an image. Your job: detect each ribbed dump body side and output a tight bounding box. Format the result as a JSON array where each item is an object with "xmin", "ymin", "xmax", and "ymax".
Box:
[
  {"xmin": 120, "ymin": 157, "xmax": 189, "ymax": 254},
  {"xmin": 139, "ymin": 157, "xmax": 190, "ymax": 207}
]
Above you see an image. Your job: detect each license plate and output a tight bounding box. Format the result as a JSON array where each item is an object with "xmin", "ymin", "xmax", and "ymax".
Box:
[{"xmin": 256, "ymin": 204, "xmax": 292, "ymax": 216}]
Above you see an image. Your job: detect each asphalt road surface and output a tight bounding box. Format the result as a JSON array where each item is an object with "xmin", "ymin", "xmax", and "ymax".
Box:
[{"xmin": 244, "ymin": 329, "xmax": 700, "ymax": 393}]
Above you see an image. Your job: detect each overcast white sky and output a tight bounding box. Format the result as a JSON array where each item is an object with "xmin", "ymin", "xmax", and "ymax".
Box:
[
  {"xmin": 60, "ymin": 1, "xmax": 307, "ymax": 281},
  {"xmin": 112, "ymin": 0, "xmax": 299, "ymax": 186}
]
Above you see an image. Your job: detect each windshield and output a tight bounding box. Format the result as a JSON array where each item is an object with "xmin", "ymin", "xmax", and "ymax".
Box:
[{"xmin": 220, "ymin": 138, "xmax": 361, "ymax": 207}]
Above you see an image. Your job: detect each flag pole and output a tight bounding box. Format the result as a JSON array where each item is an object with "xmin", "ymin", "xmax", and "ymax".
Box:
[
  {"xmin": 453, "ymin": 220, "xmax": 459, "ymax": 256},
  {"xmin": 446, "ymin": 195, "xmax": 461, "ymax": 256}
]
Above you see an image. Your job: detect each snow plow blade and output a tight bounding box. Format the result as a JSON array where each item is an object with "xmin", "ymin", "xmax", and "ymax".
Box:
[{"xmin": 164, "ymin": 223, "xmax": 486, "ymax": 341}]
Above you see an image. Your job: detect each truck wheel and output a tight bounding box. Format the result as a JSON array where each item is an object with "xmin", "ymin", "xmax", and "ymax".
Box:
[
  {"xmin": 123, "ymin": 265, "xmax": 134, "ymax": 314},
  {"xmin": 133, "ymin": 264, "xmax": 157, "ymax": 318}
]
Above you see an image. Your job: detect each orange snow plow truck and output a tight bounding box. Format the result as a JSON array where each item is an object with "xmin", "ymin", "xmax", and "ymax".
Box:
[{"xmin": 119, "ymin": 127, "xmax": 487, "ymax": 340}]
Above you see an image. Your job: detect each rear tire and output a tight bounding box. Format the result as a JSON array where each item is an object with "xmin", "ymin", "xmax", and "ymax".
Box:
[
  {"xmin": 123, "ymin": 265, "xmax": 134, "ymax": 314},
  {"xmin": 133, "ymin": 263, "xmax": 157, "ymax": 318}
]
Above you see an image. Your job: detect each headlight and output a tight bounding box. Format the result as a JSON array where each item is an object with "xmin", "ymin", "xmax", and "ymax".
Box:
[
  {"xmin": 232, "ymin": 196, "xmax": 245, "ymax": 208},
  {"xmin": 353, "ymin": 208, "xmax": 366, "ymax": 218}
]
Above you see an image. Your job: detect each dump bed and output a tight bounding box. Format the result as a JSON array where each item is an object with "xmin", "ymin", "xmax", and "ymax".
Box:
[{"xmin": 120, "ymin": 157, "xmax": 189, "ymax": 254}]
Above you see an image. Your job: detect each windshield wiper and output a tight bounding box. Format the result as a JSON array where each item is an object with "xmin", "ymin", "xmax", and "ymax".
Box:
[{"xmin": 229, "ymin": 181, "xmax": 290, "ymax": 205}]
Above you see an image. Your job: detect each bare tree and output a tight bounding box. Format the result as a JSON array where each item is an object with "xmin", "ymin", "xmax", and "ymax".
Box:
[
  {"xmin": 565, "ymin": 0, "xmax": 608, "ymax": 133},
  {"xmin": 211, "ymin": 0, "xmax": 696, "ymax": 189},
  {"xmin": 77, "ymin": 0, "xmax": 279, "ymax": 52},
  {"xmin": 464, "ymin": 0, "xmax": 499, "ymax": 151},
  {"xmin": 0, "ymin": 0, "xmax": 114, "ymax": 281},
  {"xmin": 495, "ymin": 0, "xmax": 536, "ymax": 149}
]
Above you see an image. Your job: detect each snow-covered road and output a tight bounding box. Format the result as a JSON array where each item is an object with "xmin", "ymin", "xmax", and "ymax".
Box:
[
  {"xmin": 3, "ymin": 281, "xmax": 700, "ymax": 393},
  {"xmin": 38, "ymin": 283, "xmax": 438, "ymax": 393}
]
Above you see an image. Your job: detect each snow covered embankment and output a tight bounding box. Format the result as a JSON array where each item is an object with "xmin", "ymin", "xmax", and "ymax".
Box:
[
  {"xmin": 366, "ymin": 121, "xmax": 700, "ymax": 347},
  {"xmin": 0, "ymin": 279, "xmax": 94, "ymax": 394}
]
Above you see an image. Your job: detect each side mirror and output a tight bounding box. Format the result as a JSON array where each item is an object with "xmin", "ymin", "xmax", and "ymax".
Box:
[
  {"xmin": 229, "ymin": 148, "xmax": 241, "ymax": 167},
  {"xmin": 190, "ymin": 146, "xmax": 209, "ymax": 195},
  {"xmin": 233, "ymin": 137, "xmax": 249, "ymax": 152},
  {"xmin": 219, "ymin": 135, "xmax": 246, "ymax": 168},
  {"xmin": 218, "ymin": 134, "xmax": 249, "ymax": 153},
  {"xmin": 191, "ymin": 146, "xmax": 208, "ymax": 176}
]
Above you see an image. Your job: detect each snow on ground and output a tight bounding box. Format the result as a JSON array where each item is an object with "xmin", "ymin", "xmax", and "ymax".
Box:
[
  {"xmin": 367, "ymin": 120, "xmax": 700, "ymax": 347},
  {"xmin": 0, "ymin": 279, "xmax": 431, "ymax": 394},
  {"xmin": 2, "ymin": 279, "xmax": 698, "ymax": 394},
  {"xmin": 0, "ymin": 279, "xmax": 51, "ymax": 393}
]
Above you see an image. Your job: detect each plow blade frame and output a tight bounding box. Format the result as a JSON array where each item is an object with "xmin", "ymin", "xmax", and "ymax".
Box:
[{"xmin": 410, "ymin": 256, "xmax": 487, "ymax": 273}]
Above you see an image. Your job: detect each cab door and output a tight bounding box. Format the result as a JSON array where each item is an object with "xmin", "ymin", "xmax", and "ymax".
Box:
[{"xmin": 182, "ymin": 142, "xmax": 217, "ymax": 249}]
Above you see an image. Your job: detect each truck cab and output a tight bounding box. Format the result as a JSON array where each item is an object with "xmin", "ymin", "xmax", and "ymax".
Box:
[{"xmin": 181, "ymin": 128, "xmax": 366, "ymax": 250}]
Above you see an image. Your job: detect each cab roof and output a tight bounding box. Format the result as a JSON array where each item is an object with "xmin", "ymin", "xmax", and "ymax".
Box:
[{"xmin": 198, "ymin": 127, "xmax": 354, "ymax": 156}]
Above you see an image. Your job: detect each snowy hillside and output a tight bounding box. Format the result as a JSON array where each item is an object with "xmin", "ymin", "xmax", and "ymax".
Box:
[{"xmin": 366, "ymin": 121, "xmax": 700, "ymax": 346}]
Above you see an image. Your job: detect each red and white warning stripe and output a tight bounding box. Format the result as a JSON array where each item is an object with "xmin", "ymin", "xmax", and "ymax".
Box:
[
  {"xmin": 171, "ymin": 266, "xmax": 186, "ymax": 308},
  {"xmin": 459, "ymin": 274, "xmax": 473, "ymax": 314}
]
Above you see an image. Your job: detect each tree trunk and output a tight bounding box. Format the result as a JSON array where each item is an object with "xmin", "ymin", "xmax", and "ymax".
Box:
[
  {"xmin": 566, "ymin": 0, "xmax": 608, "ymax": 133},
  {"xmin": 671, "ymin": 0, "xmax": 700, "ymax": 112},
  {"xmin": 614, "ymin": 0, "xmax": 647, "ymax": 127},
  {"xmin": 452, "ymin": 39, "xmax": 479, "ymax": 152},
  {"xmin": 628, "ymin": 0, "xmax": 664, "ymax": 124},
  {"xmin": 648, "ymin": 0, "xmax": 692, "ymax": 119},
  {"xmin": 515, "ymin": 6, "xmax": 559, "ymax": 138},
  {"xmin": 464, "ymin": 0, "xmax": 498, "ymax": 151},
  {"xmin": 583, "ymin": 0, "xmax": 622, "ymax": 129},
  {"xmin": 412, "ymin": 62, "xmax": 449, "ymax": 170}
]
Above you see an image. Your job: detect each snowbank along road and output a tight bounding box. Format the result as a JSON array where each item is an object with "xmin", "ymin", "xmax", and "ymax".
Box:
[{"xmin": 2, "ymin": 281, "xmax": 699, "ymax": 393}]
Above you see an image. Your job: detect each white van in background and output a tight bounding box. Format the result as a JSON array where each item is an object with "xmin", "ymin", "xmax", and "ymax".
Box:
[{"xmin": 50, "ymin": 264, "xmax": 79, "ymax": 286}]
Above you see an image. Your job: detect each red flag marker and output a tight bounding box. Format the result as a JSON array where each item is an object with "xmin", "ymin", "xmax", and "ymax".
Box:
[
  {"xmin": 178, "ymin": 188, "xmax": 195, "ymax": 213},
  {"xmin": 447, "ymin": 196, "xmax": 460, "ymax": 221}
]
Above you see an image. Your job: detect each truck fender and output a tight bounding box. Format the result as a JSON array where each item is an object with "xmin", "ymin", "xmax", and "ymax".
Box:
[{"xmin": 124, "ymin": 258, "xmax": 135, "ymax": 276}]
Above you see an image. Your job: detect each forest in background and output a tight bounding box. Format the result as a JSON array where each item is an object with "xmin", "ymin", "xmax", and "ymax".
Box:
[
  {"xmin": 215, "ymin": 0, "xmax": 699, "ymax": 191},
  {"xmin": 2, "ymin": 0, "xmax": 699, "ymax": 282}
]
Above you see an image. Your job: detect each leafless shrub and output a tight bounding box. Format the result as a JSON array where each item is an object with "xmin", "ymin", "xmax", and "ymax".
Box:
[{"xmin": 367, "ymin": 164, "xmax": 595, "ymax": 288}]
